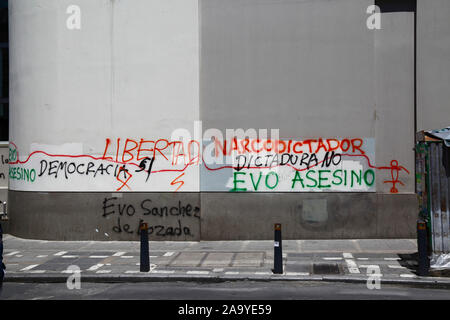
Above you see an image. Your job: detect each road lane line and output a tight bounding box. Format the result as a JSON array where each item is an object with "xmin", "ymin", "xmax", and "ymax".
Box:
[
  {"xmin": 113, "ymin": 252, "xmax": 126, "ymax": 257},
  {"xmin": 286, "ymin": 272, "xmax": 309, "ymax": 276},
  {"xmin": 186, "ymin": 270, "xmax": 209, "ymax": 275},
  {"xmin": 5, "ymin": 251, "xmax": 20, "ymax": 256},
  {"xmin": 388, "ymin": 265, "xmax": 407, "ymax": 269},
  {"xmin": 89, "ymin": 255, "xmax": 109, "ymax": 258},
  {"xmin": 152, "ymin": 270, "xmax": 175, "ymax": 274},
  {"xmin": 61, "ymin": 269, "xmax": 82, "ymax": 274},
  {"xmin": 400, "ymin": 274, "xmax": 416, "ymax": 278},
  {"xmin": 87, "ymin": 264, "xmax": 104, "ymax": 271},
  {"xmin": 21, "ymin": 264, "xmax": 39, "ymax": 271},
  {"xmin": 343, "ymin": 253, "xmax": 354, "ymax": 259},
  {"xmin": 54, "ymin": 251, "xmax": 67, "ymax": 256},
  {"xmin": 163, "ymin": 252, "xmax": 175, "ymax": 257}
]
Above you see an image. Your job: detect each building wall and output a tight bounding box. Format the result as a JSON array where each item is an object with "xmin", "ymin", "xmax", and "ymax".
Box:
[
  {"xmin": 7, "ymin": 0, "xmax": 425, "ymax": 240},
  {"xmin": 417, "ymin": 0, "xmax": 450, "ymax": 131}
]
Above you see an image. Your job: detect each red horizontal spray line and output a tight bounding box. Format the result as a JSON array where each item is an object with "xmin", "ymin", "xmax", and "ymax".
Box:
[
  {"xmin": 341, "ymin": 153, "xmax": 409, "ymax": 173},
  {"xmin": 9, "ymin": 141, "xmax": 405, "ymax": 175},
  {"xmin": 8, "ymin": 141, "xmax": 194, "ymax": 174}
]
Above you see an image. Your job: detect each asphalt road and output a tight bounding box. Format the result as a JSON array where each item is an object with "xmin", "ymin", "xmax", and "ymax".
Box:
[{"xmin": 0, "ymin": 281, "xmax": 449, "ymax": 300}]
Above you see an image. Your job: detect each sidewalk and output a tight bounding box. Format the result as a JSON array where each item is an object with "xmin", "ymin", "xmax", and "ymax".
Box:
[{"xmin": 2, "ymin": 235, "xmax": 450, "ymax": 288}]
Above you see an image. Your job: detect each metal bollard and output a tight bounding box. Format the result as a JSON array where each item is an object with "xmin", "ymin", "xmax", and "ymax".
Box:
[
  {"xmin": 417, "ymin": 220, "xmax": 429, "ymax": 276},
  {"xmin": 0, "ymin": 222, "xmax": 4, "ymax": 283},
  {"xmin": 140, "ymin": 222, "xmax": 150, "ymax": 272},
  {"xmin": 273, "ymin": 223, "xmax": 283, "ymax": 274},
  {"xmin": 0, "ymin": 202, "xmax": 6, "ymax": 221}
]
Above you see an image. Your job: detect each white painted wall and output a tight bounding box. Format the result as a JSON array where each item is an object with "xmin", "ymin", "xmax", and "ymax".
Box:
[
  {"xmin": 9, "ymin": 0, "xmax": 200, "ymax": 191},
  {"xmin": 9, "ymin": 0, "xmax": 416, "ymax": 194}
]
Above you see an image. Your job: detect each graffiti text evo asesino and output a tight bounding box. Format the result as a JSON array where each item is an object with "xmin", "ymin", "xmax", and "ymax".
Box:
[{"xmin": 8, "ymin": 135, "xmax": 407, "ymax": 192}]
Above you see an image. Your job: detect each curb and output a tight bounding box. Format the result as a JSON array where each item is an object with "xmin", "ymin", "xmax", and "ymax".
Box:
[{"xmin": 4, "ymin": 273, "xmax": 450, "ymax": 289}]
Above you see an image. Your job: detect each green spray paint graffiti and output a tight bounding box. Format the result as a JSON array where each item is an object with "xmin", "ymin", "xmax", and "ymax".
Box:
[{"xmin": 232, "ymin": 169, "xmax": 375, "ymax": 192}]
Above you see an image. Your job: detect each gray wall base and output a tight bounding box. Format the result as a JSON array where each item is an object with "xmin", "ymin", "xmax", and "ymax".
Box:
[{"xmin": 7, "ymin": 191, "xmax": 417, "ymax": 241}]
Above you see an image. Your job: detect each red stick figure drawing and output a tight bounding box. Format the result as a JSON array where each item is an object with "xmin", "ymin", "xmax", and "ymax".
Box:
[
  {"xmin": 116, "ymin": 165, "xmax": 133, "ymax": 191},
  {"xmin": 383, "ymin": 160, "xmax": 410, "ymax": 193}
]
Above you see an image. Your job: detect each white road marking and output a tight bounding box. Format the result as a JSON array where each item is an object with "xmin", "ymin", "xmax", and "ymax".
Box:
[
  {"xmin": 152, "ymin": 270, "xmax": 175, "ymax": 274},
  {"xmin": 345, "ymin": 258, "xmax": 360, "ymax": 274},
  {"xmin": 87, "ymin": 264, "xmax": 104, "ymax": 271},
  {"xmin": 323, "ymin": 257, "xmax": 342, "ymax": 261},
  {"xmin": 163, "ymin": 252, "xmax": 175, "ymax": 257},
  {"xmin": 348, "ymin": 268, "xmax": 360, "ymax": 274},
  {"xmin": 384, "ymin": 257, "xmax": 401, "ymax": 261},
  {"xmin": 54, "ymin": 251, "xmax": 67, "ymax": 256},
  {"xmin": 225, "ymin": 271, "xmax": 239, "ymax": 275},
  {"xmin": 31, "ymin": 296, "xmax": 54, "ymax": 300},
  {"xmin": 120, "ymin": 256, "xmax": 134, "ymax": 259},
  {"xmin": 357, "ymin": 258, "xmax": 369, "ymax": 261},
  {"xmin": 61, "ymin": 270, "xmax": 82, "ymax": 274},
  {"xmin": 5, "ymin": 251, "xmax": 20, "ymax": 256},
  {"xmin": 345, "ymin": 259, "xmax": 358, "ymax": 268},
  {"xmin": 213, "ymin": 268, "xmax": 224, "ymax": 272},
  {"xmin": 359, "ymin": 265, "xmax": 376, "ymax": 268},
  {"xmin": 29, "ymin": 270, "xmax": 46, "ymax": 274},
  {"xmin": 358, "ymin": 265, "xmax": 383, "ymax": 275},
  {"xmin": 255, "ymin": 272, "xmax": 271, "ymax": 275},
  {"xmin": 36, "ymin": 255, "xmax": 48, "ymax": 258},
  {"xmin": 186, "ymin": 270, "xmax": 210, "ymax": 275},
  {"xmin": 343, "ymin": 253, "xmax": 354, "ymax": 259},
  {"xmin": 15, "ymin": 255, "xmax": 23, "ymax": 258},
  {"xmin": 388, "ymin": 265, "xmax": 407, "ymax": 269},
  {"xmin": 96, "ymin": 270, "xmax": 112, "ymax": 274},
  {"xmin": 286, "ymin": 272, "xmax": 310, "ymax": 276},
  {"xmin": 125, "ymin": 270, "xmax": 140, "ymax": 274},
  {"xmin": 21, "ymin": 264, "xmax": 39, "ymax": 271},
  {"xmin": 113, "ymin": 252, "xmax": 126, "ymax": 257},
  {"xmin": 89, "ymin": 255, "xmax": 109, "ymax": 259},
  {"xmin": 400, "ymin": 274, "xmax": 416, "ymax": 278},
  {"xmin": 62, "ymin": 255, "xmax": 78, "ymax": 258}
]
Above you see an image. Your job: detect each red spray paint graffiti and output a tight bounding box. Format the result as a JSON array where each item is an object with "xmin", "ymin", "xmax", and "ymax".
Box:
[{"xmin": 8, "ymin": 138, "xmax": 410, "ymax": 193}]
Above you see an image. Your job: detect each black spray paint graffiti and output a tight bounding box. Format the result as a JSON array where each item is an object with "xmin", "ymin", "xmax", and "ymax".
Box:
[
  {"xmin": 234, "ymin": 151, "xmax": 342, "ymax": 171},
  {"xmin": 102, "ymin": 197, "xmax": 200, "ymax": 237},
  {"xmin": 0, "ymin": 154, "xmax": 8, "ymax": 180},
  {"xmin": 37, "ymin": 158, "xmax": 155, "ymax": 181}
]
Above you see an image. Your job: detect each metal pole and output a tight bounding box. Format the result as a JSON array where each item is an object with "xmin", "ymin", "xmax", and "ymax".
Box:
[
  {"xmin": 0, "ymin": 221, "xmax": 4, "ymax": 284},
  {"xmin": 417, "ymin": 220, "xmax": 429, "ymax": 276},
  {"xmin": 273, "ymin": 223, "xmax": 283, "ymax": 274},
  {"xmin": 140, "ymin": 222, "xmax": 150, "ymax": 272}
]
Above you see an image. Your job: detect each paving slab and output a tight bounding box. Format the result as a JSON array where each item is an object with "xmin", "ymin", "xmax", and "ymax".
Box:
[
  {"xmin": 2, "ymin": 234, "xmax": 448, "ymax": 287},
  {"xmin": 169, "ymin": 252, "xmax": 206, "ymax": 267},
  {"xmin": 201, "ymin": 252, "xmax": 234, "ymax": 267},
  {"xmin": 232, "ymin": 252, "xmax": 264, "ymax": 267}
]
